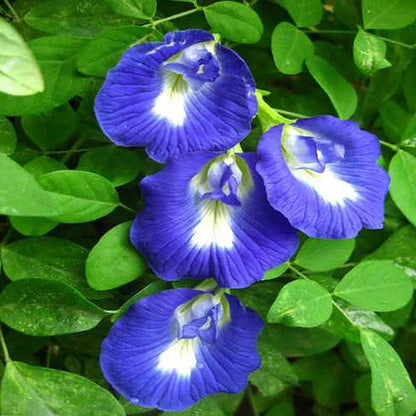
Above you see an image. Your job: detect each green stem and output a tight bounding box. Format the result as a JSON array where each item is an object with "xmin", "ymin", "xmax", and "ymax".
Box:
[
  {"xmin": 274, "ymin": 108, "xmax": 308, "ymax": 119},
  {"xmin": 289, "ymin": 264, "xmax": 357, "ymax": 326},
  {"xmin": 288, "ymin": 263, "xmax": 311, "ymax": 280},
  {"xmin": 332, "ymin": 301, "xmax": 357, "ymax": 326},
  {"xmin": 380, "ymin": 140, "xmax": 400, "ymax": 152},
  {"xmin": 375, "ymin": 36, "xmax": 416, "ymax": 50},
  {"xmin": 304, "ymin": 29, "xmax": 355, "ymax": 35},
  {"xmin": 60, "ymin": 137, "xmax": 86, "ymax": 164},
  {"xmin": 3, "ymin": 0, "xmax": 21, "ymax": 22},
  {"xmin": 46, "ymin": 343, "xmax": 52, "ymax": 367},
  {"xmin": 0, "ymin": 325, "xmax": 10, "ymax": 363},
  {"xmin": 143, "ymin": 7, "xmax": 202, "ymax": 28},
  {"xmin": 1, "ymin": 227, "xmax": 13, "ymax": 246},
  {"xmin": 255, "ymin": 90, "xmax": 294, "ymax": 131},
  {"xmin": 228, "ymin": 143, "xmax": 243, "ymax": 155},
  {"xmin": 247, "ymin": 385, "xmax": 260, "ymax": 416},
  {"xmin": 303, "ymin": 28, "xmax": 416, "ymax": 50},
  {"xmin": 45, "ymin": 147, "xmax": 93, "ymax": 155},
  {"xmin": 119, "ymin": 203, "xmax": 136, "ymax": 214}
]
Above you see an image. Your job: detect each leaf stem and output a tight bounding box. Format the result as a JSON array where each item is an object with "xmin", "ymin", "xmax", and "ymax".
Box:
[
  {"xmin": 119, "ymin": 203, "xmax": 136, "ymax": 214},
  {"xmin": 288, "ymin": 263, "xmax": 311, "ymax": 280},
  {"xmin": 255, "ymin": 90, "xmax": 294, "ymax": 130},
  {"xmin": 375, "ymin": 36, "xmax": 416, "ymax": 50},
  {"xmin": 247, "ymin": 385, "xmax": 260, "ymax": 416},
  {"xmin": 3, "ymin": 0, "xmax": 21, "ymax": 22},
  {"xmin": 304, "ymin": 29, "xmax": 355, "ymax": 35},
  {"xmin": 45, "ymin": 147, "xmax": 93, "ymax": 155},
  {"xmin": 46, "ymin": 343, "xmax": 52, "ymax": 367},
  {"xmin": 1, "ymin": 227, "xmax": 13, "ymax": 246},
  {"xmin": 0, "ymin": 325, "xmax": 11, "ymax": 363},
  {"xmin": 60, "ymin": 137, "xmax": 86, "ymax": 164},
  {"xmin": 273, "ymin": 108, "xmax": 309, "ymax": 119},
  {"xmin": 142, "ymin": 6, "xmax": 202, "ymax": 28},
  {"xmin": 303, "ymin": 28, "xmax": 416, "ymax": 50},
  {"xmin": 379, "ymin": 140, "xmax": 400, "ymax": 152},
  {"xmin": 289, "ymin": 264, "xmax": 356, "ymax": 326}
]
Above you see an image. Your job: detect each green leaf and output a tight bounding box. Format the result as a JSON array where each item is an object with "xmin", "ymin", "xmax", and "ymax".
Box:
[
  {"xmin": 24, "ymin": 155, "xmax": 68, "ymax": 176},
  {"xmin": 295, "ymin": 238, "xmax": 355, "ymax": 271},
  {"xmin": 362, "ymin": 0, "xmax": 416, "ymax": 30},
  {"xmin": 249, "ymin": 330, "xmax": 298, "ymax": 396},
  {"xmin": 77, "ymin": 26, "xmax": 160, "ymax": 77},
  {"xmin": 389, "ymin": 151, "xmax": 416, "ymax": 226},
  {"xmin": 77, "ymin": 146, "xmax": 141, "ymax": 187},
  {"xmin": 104, "ymin": 0, "xmax": 156, "ymax": 19},
  {"xmin": 1, "ymin": 237, "xmax": 91, "ymax": 294},
  {"xmin": 0, "ymin": 154, "xmax": 58, "ymax": 217},
  {"xmin": 86, "ymin": 222, "xmax": 145, "ymax": 290},
  {"xmin": 365, "ymin": 225, "xmax": 416, "ymax": 280},
  {"xmin": 263, "ymin": 263, "xmax": 288, "ymax": 280},
  {"xmin": 353, "ymin": 29, "xmax": 391, "ymax": 76},
  {"xmin": 361, "ymin": 330, "xmax": 416, "ymax": 416},
  {"xmin": 0, "ymin": 117, "xmax": 17, "ymax": 155},
  {"xmin": 366, "ymin": 225, "xmax": 416, "ymax": 268},
  {"xmin": 279, "ymin": 0, "xmax": 323, "ymax": 27},
  {"xmin": 204, "ymin": 1, "xmax": 263, "ymax": 44},
  {"xmin": 37, "ymin": 170, "xmax": 119, "ymax": 223},
  {"xmin": 24, "ymin": 0, "xmax": 131, "ymax": 37},
  {"xmin": 267, "ymin": 280, "xmax": 333, "ymax": 327},
  {"xmin": 294, "ymin": 352, "xmax": 355, "ymax": 407},
  {"xmin": 1, "ymin": 361, "xmax": 125, "ymax": 416},
  {"xmin": 0, "ymin": 18, "xmax": 44, "ymax": 96},
  {"xmin": 112, "ymin": 280, "xmax": 169, "ymax": 322},
  {"xmin": 378, "ymin": 101, "xmax": 410, "ymax": 143},
  {"xmin": 324, "ymin": 301, "xmax": 395, "ymax": 343},
  {"xmin": 163, "ymin": 395, "xmax": 226, "ymax": 416},
  {"xmin": 271, "ymin": 22, "xmax": 314, "ymax": 75},
  {"xmin": 334, "ymin": 260, "xmax": 413, "ymax": 312},
  {"xmin": 0, "ymin": 279, "xmax": 106, "ymax": 336},
  {"xmin": 402, "ymin": 110, "xmax": 416, "ymax": 144},
  {"xmin": 306, "ymin": 55, "xmax": 358, "ymax": 119},
  {"xmin": 0, "ymin": 37, "xmax": 91, "ymax": 116},
  {"xmin": 259, "ymin": 325, "xmax": 340, "ymax": 358},
  {"xmin": 21, "ymin": 104, "xmax": 78, "ymax": 150},
  {"xmin": 9, "ymin": 217, "xmax": 57, "ymax": 237},
  {"xmin": 333, "ymin": 0, "xmax": 360, "ymax": 27},
  {"xmin": 403, "ymin": 59, "xmax": 416, "ymax": 113}
]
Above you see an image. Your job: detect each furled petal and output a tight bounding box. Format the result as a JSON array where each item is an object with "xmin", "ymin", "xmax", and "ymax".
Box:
[
  {"xmin": 100, "ymin": 288, "xmax": 263, "ymax": 411},
  {"xmin": 94, "ymin": 29, "xmax": 256, "ymax": 162},
  {"xmin": 256, "ymin": 116, "xmax": 390, "ymax": 239},
  {"xmin": 130, "ymin": 151, "xmax": 298, "ymax": 288}
]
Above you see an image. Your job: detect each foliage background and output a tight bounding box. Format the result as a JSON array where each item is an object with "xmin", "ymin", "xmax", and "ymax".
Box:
[{"xmin": 1, "ymin": 0, "xmax": 416, "ymax": 415}]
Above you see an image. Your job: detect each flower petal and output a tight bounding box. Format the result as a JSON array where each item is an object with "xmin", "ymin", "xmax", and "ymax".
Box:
[
  {"xmin": 94, "ymin": 30, "xmax": 256, "ymax": 162},
  {"xmin": 256, "ymin": 116, "xmax": 390, "ymax": 238},
  {"xmin": 130, "ymin": 152, "xmax": 298, "ymax": 288},
  {"xmin": 100, "ymin": 289, "xmax": 263, "ymax": 411}
]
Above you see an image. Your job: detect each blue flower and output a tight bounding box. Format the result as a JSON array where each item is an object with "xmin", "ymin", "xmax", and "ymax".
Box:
[
  {"xmin": 100, "ymin": 288, "xmax": 263, "ymax": 411},
  {"xmin": 256, "ymin": 116, "xmax": 390, "ymax": 239},
  {"xmin": 94, "ymin": 29, "xmax": 256, "ymax": 163},
  {"xmin": 130, "ymin": 150, "xmax": 298, "ymax": 288}
]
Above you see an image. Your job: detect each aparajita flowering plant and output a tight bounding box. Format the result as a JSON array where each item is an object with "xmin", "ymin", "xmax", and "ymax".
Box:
[
  {"xmin": 1, "ymin": 1, "xmax": 416, "ymax": 415},
  {"xmin": 95, "ymin": 29, "xmax": 389, "ymax": 411}
]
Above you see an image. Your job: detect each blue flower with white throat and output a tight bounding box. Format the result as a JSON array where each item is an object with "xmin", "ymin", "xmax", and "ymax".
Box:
[
  {"xmin": 130, "ymin": 149, "xmax": 298, "ymax": 288},
  {"xmin": 94, "ymin": 29, "xmax": 256, "ymax": 163},
  {"xmin": 100, "ymin": 287, "xmax": 263, "ymax": 411},
  {"xmin": 256, "ymin": 115, "xmax": 390, "ymax": 239}
]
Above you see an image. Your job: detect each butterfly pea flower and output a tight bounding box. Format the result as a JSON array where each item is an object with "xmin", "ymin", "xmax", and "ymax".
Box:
[
  {"xmin": 130, "ymin": 150, "xmax": 298, "ymax": 288},
  {"xmin": 256, "ymin": 116, "xmax": 390, "ymax": 239},
  {"xmin": 100, "ymin": 287, "xmax": 263, "ymax": 411},
  {"xmin": 94, "ymin": 29, "xmax": 256, "ymax": 163}
]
